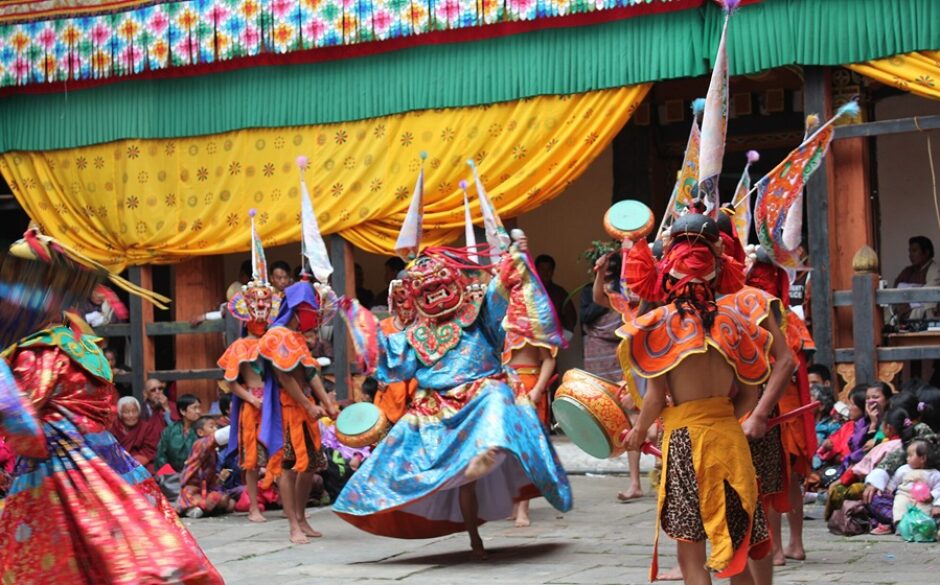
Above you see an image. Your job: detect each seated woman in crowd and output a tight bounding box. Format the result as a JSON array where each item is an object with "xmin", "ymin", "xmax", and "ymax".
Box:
[
  {"xmin": 110, "ymin": 396, "xmax": 162, "ymax": 473},
  {"xmin": 826, "ymin": 407, "xmax": 908, "ymax": 519},
  {"xmin": 155, "ymin": 394, "xmax": 203, "ymax": 473}
]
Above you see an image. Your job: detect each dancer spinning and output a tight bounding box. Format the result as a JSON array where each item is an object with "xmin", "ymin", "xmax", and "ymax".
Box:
[
  {"xmin": 333, "ymin": 158, "xmax": 572, "ymax": 558},
  {"xmin": 622, "ymin": 214, "xmax": 772, "ymax": 584},
  {"xmin": 218, "ymin": 209, "xmax": 282, "ymax": 523},
  {"xmin": 0, "ymin": 229, "xmax": 223, "ymax": 584}
]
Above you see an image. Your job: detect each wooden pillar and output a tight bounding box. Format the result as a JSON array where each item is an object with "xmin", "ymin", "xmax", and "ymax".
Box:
[
  {"xmin": 128, "ymin": 266, "xmax": 155, "ymax": 403},
  {"xmin": 173, "ymin": 256, "xmax": 226, "ymax": 409},
  {"xmin": 329, "ymin": 234, "xmax": 354, "ymax": 401},
  {"xmin": 804, "ymin": 68, "xmax": 835, "ymax": 369},
  {"xmin": 830, "ymin": 135, "xmax": 873, "ymax": 350},
  {"xmin": 852, "ymin": 247, "xmax": 881, "ymax": 385}
]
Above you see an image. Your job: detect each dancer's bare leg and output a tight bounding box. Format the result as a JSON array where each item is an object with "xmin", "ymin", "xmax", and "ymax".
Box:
[
  {"xmin": 659, "ymin": 566, "xmax": 685, "ymax": 581},
  {"xmin": 245, "ymin": 469, "xmax": 266, "ymax": 522},
  {"xmin": 278, "ymin": 470, "xmax": 308, "ymax": 544},
  {"xmin": 736, "ymin": 554, "xmax": 774, "ymax": 585},
  {"xmin": 676, "ymin": 540, "xmax": 710, "ymax": 585},
  {"xmin": 466, "ymin": 448, "xmax": 499, "ymax": 481},
  {"xmin": 459, "ymin": 482, "xmax": 486, "ymax": 560},
  {"xmin": 784, "ymin": 475, "xmax": 805, "ymax": 560},
  {"xmin": 295, "ymin": 471, "xmax": 322, "ymax": 537},
  {"xmin": 514, "ymin": 499, "xmax": 531, "ymax": 527},
  {"xmin": 618, "ymin": 450, "xmax": 645, "ymax": 501},
  {"xmin": 768, "ymin": 508, "xmax": 785, "ymax": 566}
]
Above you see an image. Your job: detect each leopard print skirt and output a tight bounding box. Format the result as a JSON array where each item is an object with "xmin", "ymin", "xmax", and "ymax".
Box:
[
  {"xmin": 661, "ymin": 428, "xmax": 768, "ymax": 547},
  {"xmin": 748, "ymin": 425, "xmax": 785, "ymax": 497}
]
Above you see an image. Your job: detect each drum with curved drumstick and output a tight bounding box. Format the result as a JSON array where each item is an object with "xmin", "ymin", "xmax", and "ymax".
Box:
[
  {"xmin": 552, "ymin": 368, "xmax": 633, "ymax": 459},
  {"xmin": 603, "ymin": 200, "xmax": 655, "ymax": 242},
  {"xmin": 335, "ymin": 402, "xmax": 391, "ymax": 448}
]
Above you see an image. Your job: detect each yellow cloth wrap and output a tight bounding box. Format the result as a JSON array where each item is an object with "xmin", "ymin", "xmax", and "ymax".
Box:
[
  {"xmin": 654, "ymin": 396, "xmax": 759, "ymax": 581},
  {"xmin": 0, "ymin": 85, "xmax": 650, "ymax": 268},
  {"xmin": 847, "ymin": 51, "xmax": 940, "ymax": 101}
]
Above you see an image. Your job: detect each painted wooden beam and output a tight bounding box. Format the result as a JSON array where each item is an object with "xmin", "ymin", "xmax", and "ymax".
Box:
[{"xmin": 834, "ymin": 115, "xmax": 940, "ymax": 140}]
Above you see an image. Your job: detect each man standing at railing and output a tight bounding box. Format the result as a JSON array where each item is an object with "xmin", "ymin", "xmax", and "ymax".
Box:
[{"xmin": 893, "ymin": 236, "xmax": 940, "ymax": 322}]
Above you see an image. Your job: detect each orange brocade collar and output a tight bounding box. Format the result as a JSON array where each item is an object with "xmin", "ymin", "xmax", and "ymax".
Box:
[
  {"xmin": 617, "ymin": 300, "xmax": 772, "ymax": 386},
  {"xmin": 217, "ymin": 337, "xmax": 261, "ymax": 382},
  {"xmin": 258, "ymin": 326, "xmax": 318, "ymax": 373}
]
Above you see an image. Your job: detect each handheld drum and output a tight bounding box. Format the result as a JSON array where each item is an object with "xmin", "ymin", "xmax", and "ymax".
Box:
[
  {"xmin": 335, "ymin": 402, "xmax": 390, "ymax": 448},
  {"xmin": 603, "ymin": 200, "xmax": 655, "ymax": 242},
  {"xmin": 551, "ymin": 369, "xmax": 632, "ymax": 459}
]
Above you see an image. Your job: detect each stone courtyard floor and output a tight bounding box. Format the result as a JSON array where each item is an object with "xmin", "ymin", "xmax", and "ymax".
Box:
[{"xmin": 188, "ymin": 467, "xmax": 940, "ymax": 585}]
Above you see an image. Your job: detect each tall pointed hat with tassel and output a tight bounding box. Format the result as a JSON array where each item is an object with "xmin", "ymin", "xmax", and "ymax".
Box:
[
  {"xmin": 395, "ymin": 152, "xmax": 427, "ymax": 262},
  {"xmin": 459, "ymin": 180, "xmax": 480, "ymax": 264},
  {"xmin": 753, "ymin": 101, "xmax": 861, "ymax": 269},
  {"xmin": 467, "ymin": 159, "xmax": 511, "ymax": 264},
  {"xmin": 227, "ymin": 208, "xmax": 281, "ymax": 326},
  {"xmin": 697, "ymin": 0, "xmax": 739, "ymax": 217}
]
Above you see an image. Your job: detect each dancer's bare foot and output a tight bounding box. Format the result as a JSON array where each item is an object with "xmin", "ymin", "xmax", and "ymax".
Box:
[
  {"xmin": 784, "ymin": 545, "xmax": 806, "ymax": 561},
  {"xmin": 773, "ymin": 550, "xmax": 787, "ymax": 566},
  {"xmin": 247, "ymin": 509, "xmax": 267, "ymax": 523},
  {"xmin": 289, "ymin": 527, "xmax": 310, "ymax": 545},
  {"xmin": 465, "ymin": 448, "xmax": 499, "ymax": 481},
  {"xmin": 658, "ymin": 566, "xmax": 683, "ymax": 581},
  {"xmin": 514, "ymin": 516, "xmax": 531, "ymax": 528},
  {"xmin": 299, "ymin": 518, "xmax": 323, "ymax": 538},
  {"xmin": 616, "ymin": 487, "xmax": 644, "ymax": 502},
  {"xmin": 469, "ymin": 535, "xmax": 487, "ymax": 560},
  {"xmin": 513, "ymin": 500, "xmax": 531, "ymax": 527}
]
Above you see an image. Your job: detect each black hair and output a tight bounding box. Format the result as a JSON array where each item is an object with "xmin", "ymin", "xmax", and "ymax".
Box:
[
  {"xmin": 909, "ymin": 236, "xmax": 935, "ymax": 259},
  {"xmin": 868, "ymin": 381, "xmax": 894, "ymax": 401},
  {"xmin": 849, "ymin": 384, "xmax": 869, "ymax": 411},
  {"xmin": 193, "ymin": 415, "xmax": 216, "ymax": 435},
  {"xmin": 176, "ymin": 393, "xmax": 200, "ymax": 416},
  {"xmin": 362, "ymin": 377, "xmax": 379, "ymax": 401},
  {"xmin": 890, "ymin": 391, "xmax": 919, "ymax": 418},
  {"xmin": 807, "ymin": 364, "xmax": 831, "ymax": 383},
  {"xmin": 218, "ymin": 393, "xmax": 232, "ymax": 417},
  {"xmin": 811, "ymin": 384, "xmax": 835, "ymax": 415},
  {"xmin": 605, "ymin": 251, "xmax": 623, "ymax": 294},
  {"xmin": 270, "ymin": 261, "xmax": 291, "ymax": 275},
  {"xmin": 293, "ymin": 265, "xmax": 304, "ymax": 280},
  {"xmin": 239, "ymin": 260, "xmax": 252, "ymax": 277},
  {"xmin": 385, "ymin": 257, "xmax": 406, "ymax": 272},
  {"xmin": 534, "ymin": 254, "xmax": 555, "ymax": 269},
  {"xmin": 901, "ymin": 378, "xmax": 929, "ymax": 393},
  {"xmin": 883, "ymin": 407, "xmax": 914, "ymax": 444},
  {"xmin": 916, "ymin": 386, "xmax": 940, "ymax": 432},
  {"xmin": 909, "ymin": 438, "xmax": 940, "ymax": 469}
]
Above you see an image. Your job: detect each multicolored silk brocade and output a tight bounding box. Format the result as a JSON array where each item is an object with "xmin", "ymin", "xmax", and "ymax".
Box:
[{"xmin": 0, "ymin": 331, "xmax": 222, "ymax": 585}]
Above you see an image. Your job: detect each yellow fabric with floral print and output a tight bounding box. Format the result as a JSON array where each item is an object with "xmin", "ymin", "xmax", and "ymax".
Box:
[
  {"xmin": 847, "ymin": 51, "xmax": 940, "ymax": 101},
  {"xmin": 0, "ymin": 85, "xmax": 650, "ymax": 268}
]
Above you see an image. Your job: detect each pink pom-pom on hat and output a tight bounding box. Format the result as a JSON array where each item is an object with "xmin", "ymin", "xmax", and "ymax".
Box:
[
  {"xmin": 248, "ymin": 208, "xmax": 257, "ymax": 218},
  {"xmin": 746, "ymin": 150, "xmax": 760, "ymax": 163},
  {"xmin": 296, "ymin": 155, "xmax": 310, "ymax": 170}
]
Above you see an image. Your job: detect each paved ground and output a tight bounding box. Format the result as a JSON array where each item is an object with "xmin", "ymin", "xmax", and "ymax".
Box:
[{"xmin": 188, "ymin": 464, "xmax": 940, "ymax": 584}]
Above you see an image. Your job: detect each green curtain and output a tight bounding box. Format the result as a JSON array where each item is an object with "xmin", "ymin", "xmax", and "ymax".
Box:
[{"xmin": 1, "ymin": 0, "xmax": 938, "ymax": 153}]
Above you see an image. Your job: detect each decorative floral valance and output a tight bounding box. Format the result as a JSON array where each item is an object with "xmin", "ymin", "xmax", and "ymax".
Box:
[{"xmin": 0, "ymin": 0, "xmax": 700, "ymax": 90}]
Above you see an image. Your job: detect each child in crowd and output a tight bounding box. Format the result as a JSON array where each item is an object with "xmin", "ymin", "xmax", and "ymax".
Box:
[
  {"xmin": 817, "ymin": 385, "xmax": 867, "ymax": 468},
  {"xmin": 869, "ymin": 439, "xmax": 940, "ymax": 534},
  {"xmin": 177, "ymin": 416, "xmax": 236, "ymax": 518}
]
